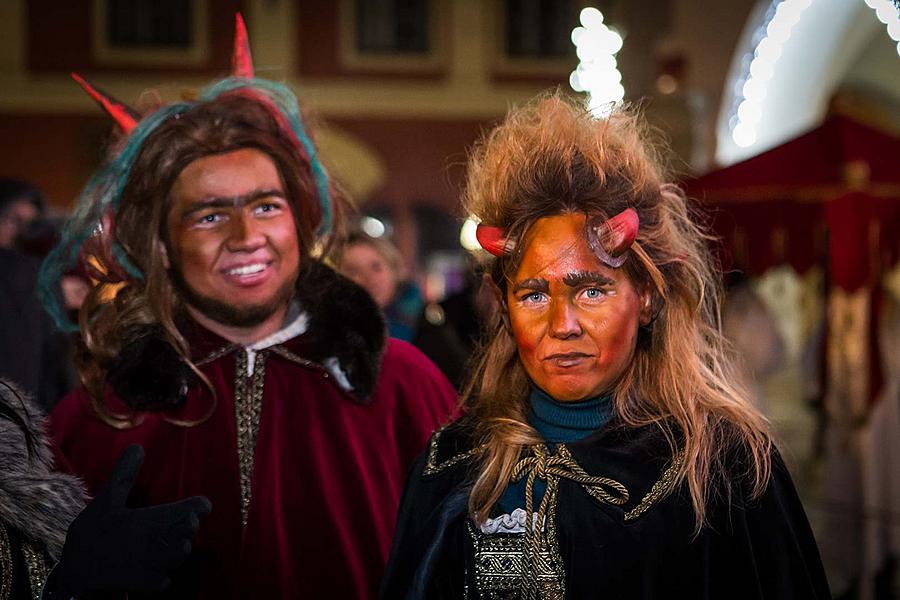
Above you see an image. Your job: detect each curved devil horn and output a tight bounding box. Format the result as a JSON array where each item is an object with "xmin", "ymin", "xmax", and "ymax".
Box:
[
  {"xmin": 475, "ymin": 225, "xmax": 513, "ymax": 257},
  {"xmin": 231, "ymin": 13, "xmax": 254, "ymax": 79},
  {"xmin": 587, "ymin": 208, "xmax": 640, "ymax": 268},
  {"xmin": 71, "ymin": 73, "xmax": 140, "ymax": 134}
]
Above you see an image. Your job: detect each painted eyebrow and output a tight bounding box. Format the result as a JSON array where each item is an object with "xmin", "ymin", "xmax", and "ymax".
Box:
[
  {"xmin": 563, "ymin": 271, "xmax": 614, "ymax": 287},
  {"xmin": 511, "ymin": 278, "xmax": 550, "ymax": 293},
  {"xmin": 180, "ymin": 189, "xmax": 286, "ymax": 219}
]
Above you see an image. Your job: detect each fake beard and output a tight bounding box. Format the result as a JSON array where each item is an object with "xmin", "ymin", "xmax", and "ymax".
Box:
[{"xmin": 169, "ymin": 263, "xmax": 299, "ymax": 329}]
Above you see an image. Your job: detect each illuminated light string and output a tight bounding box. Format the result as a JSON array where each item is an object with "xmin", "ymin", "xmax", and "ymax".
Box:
[
  {"xmin": 864, "ymin": 0, "xmax": 900, "ymax": 58},
  {"xmin": 729, "ymin": 0, "xmax": 816, "ymax": 148},
  {"xmin": 464, "ymin": 7, "xmax": 625, "ymax": 251},
  {"xmin": 569, "ymin": 7, "xmax": 625, "ymax": 117}
]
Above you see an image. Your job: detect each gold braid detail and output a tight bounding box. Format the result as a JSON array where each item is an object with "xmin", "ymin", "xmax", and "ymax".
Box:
[
  {"xmin": 422, "ymin": 427, "xmax": 483, "ymax": 476},
  {"xmin": 20, "ymin": 542, "xmax": 47, "ymax": 600},
  {"xmin": 234, "ymin": 350, "xmax": 267, "ymax": 528},
  {"xmin": 623, "ymin": 450, "xmax": 684, "ymax": 521},
  {"xmin": 0, "ymin": 524, "xmax": 11, "ymax": 600},
  {"xmin": 512, "ymin": 445, "xmax": 629, "ymax": 599}
]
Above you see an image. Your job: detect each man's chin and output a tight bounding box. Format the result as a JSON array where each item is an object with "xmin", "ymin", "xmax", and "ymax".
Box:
[{"xmin": 190, "ymin": 299, "xmax": 282, "ymax": 328}]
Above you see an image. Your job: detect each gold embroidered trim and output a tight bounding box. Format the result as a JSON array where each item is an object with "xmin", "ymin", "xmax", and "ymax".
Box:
[
  {"xmin": 195, "ymin": 344, "xmax": 238, "ymax": 367},
  {"xmin": 0, "ymin": 524, "xmax": 12, "ymax": 600},
  {"xmin": 21, "ymin": 542, "xmax": 47, "ymax": 600},
  {"xmin": 468, "ymin": 522, "xmax": 563, "ymax": 599},
  {"xmin": 623, "ymin": 450, "xmax": 685, "ymax": 521},
  {"xmin": 422, "ymin": 427, "xmax": 480, "ymax": 476},
  {"xmin": 268, "ymin": 346, "xmax": 326, "ymax": 373},
  {"xmin": 234, "ymin": 350, "xmax": 267, "ymax": 528}
]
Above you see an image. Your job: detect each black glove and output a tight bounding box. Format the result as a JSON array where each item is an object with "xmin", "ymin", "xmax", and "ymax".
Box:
[{"xmin": 44, "ymin": 444, "xmax": 212, "ymax": 598}]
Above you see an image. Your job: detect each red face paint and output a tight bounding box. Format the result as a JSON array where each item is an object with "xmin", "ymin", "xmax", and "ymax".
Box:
[{"xmin": 507, "ymin": 213, "xmax": 649, "ymax": 402}]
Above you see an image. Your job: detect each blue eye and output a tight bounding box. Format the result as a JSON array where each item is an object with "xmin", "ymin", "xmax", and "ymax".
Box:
[
  {"xmin": 582, "ymin": 287, "xmax": 607, "ymax": 300},
  {"xmin": 521, "ymin": 292, "xmax": 545, "ymax": 303}
]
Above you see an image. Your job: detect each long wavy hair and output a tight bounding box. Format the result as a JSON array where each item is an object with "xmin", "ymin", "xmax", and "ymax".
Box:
[
  {"xmin": 462, "ymin": 93, "xmax": 771, "ymax": 531},
  {"xmin": 68, "ymin": 91, "xmax": 339, "ymax": 426}
]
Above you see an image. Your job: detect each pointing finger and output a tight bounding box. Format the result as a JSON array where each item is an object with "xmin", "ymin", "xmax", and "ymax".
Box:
[{"xmin": 98, "ymin": 444, "xmax": 145, "ymax": 509}]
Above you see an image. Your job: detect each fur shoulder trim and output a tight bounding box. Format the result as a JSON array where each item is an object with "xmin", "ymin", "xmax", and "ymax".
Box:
[
  {"xmin": 106, "ymin": 260, "xmax": 387, "ymax": 409},
  {"xmin": 0, "ymin": 380, "xmax": 86, "ymax": 559},
  {"xmin": 289, "ymin": 261, "xmax": 387, "ymax": 402}
]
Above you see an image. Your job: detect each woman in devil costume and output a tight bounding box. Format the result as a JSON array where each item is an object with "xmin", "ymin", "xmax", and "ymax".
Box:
[{"xmin": 380, "ymin": 96, "xmax": 830, "ymax": 599}]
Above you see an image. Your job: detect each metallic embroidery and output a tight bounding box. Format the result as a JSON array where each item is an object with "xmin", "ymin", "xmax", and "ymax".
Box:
[
  {"xmin": 623, "ymin": 450, "xmax": 684, "ymax": 521},
  {"xmin": 234, "ymin": 349, "xmax": 267, "ymax": 528},
  {"xmin": 468, "ymin": 522, "xmax": 562, "ymax": 600},
  {"xmin": 196, "ymin": 344, "xmax": 239, "ymax": 367},
  {"xmin": 1, "ymin": 524, "xmax": 11, "ymax": 600},
  {"xmin": 423, "ymin": 427, "xmax": 481, "ymax": 476},
  {"xmin": 21, "ymin": 542, "xmax": 47, "ymax": 600}
]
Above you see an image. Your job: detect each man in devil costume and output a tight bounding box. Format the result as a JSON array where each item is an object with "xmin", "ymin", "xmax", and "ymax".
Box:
[
  {"xmin": 43, "ymin": 15, "xmax": 457, "ymax": 599},
  {"xmin": 380, "ymin": 96, "xmax": 830, "ymax": 598}
]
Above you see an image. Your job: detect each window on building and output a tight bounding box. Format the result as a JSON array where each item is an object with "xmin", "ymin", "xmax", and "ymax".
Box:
[
  {"xmin": 504, "ymin": 0, "xmax": 578, "ymax": 59},
  {"xmin": 355, "ymin": 0, "xmax": 430, "ymax": 54},
  {"xmin": 106, "ymin": 0, "xmax": 193, "ymax": 47}
]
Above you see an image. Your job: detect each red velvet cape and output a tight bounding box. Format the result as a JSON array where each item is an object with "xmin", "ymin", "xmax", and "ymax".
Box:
[{"xmin": 50, "ymin": 327, "xmax": 458, "ymax": 599}]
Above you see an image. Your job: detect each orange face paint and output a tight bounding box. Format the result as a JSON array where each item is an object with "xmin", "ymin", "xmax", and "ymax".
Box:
[{"xmin": 507, "ymin": 213, "xmax": 649, "ymax": 402}]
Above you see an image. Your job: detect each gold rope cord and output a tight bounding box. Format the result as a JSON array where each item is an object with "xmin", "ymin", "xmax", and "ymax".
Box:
[{"xmin": 512, "ymin": 445, "xmax": 629, "ymax": 599}]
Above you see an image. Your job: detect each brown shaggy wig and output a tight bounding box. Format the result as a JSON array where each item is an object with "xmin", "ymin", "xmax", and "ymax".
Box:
[
  {"xmin": 77, "ymin": 92, "xmax": 341, "ymax": 427},
  {"xmin": 462, "ymin": 92, "xmax": 772, "ymax": 532}
]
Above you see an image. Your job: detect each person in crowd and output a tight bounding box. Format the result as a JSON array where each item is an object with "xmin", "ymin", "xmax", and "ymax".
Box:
[
  {"xmin": 335, "ymin": 230, "xmax": 471, "ymax": 387},
  {"xmin": 0, "ymin": 379, "xmax": 210, "ymax": 599},
  {"xmin": 0, "ymin": 179, "xmax": 44, "ymax": 250},
  {"xmin": 0, "ymin": 181, "xmax": 75, "ymax": 411},
  {"xmin": 381, "ymin": 94, "xmax": 830, "ymax": 599},
  {"xmin": 44, "ymin": 15, "xmax": 457, "ymax": 599}
]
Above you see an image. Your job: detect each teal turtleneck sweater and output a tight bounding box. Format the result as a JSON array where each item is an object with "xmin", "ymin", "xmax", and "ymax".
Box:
[{"xmin": 495, "ymin": 387, "xmax": 613, "ymax": 515}]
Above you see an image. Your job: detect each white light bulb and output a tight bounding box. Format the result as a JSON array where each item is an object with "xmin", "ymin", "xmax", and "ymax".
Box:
[
  {"xmin": 742, "ymin": 78, "xmax": 767, "ymax": 102},
  {"xmin": 361, "ymin": 216, "xmax": 386, "ymax": 238},
  {"xmin": 738, "ymin": 99, "xmax": 762, "ymax": 124},
  {"xmin": 733, "ymin": 123, "xmax": 757, "ymax": 147},
  {"xmin": 875, "ymin": 4, "xmax": 894, "ymax": 24},
  {"xmin": 755, "ymin": 38, "xmax": 782, "ymax": 63},
  {"xmin": 580, "ymin": 7, "xmax": 605, "ymax": 29},
  {"xmin": 571, "ymin": 26, "xmax": 586, "ymax": 46},
  {"xmin": 569, "ymin": 71, "xmax": 584, "ymax": 92},
  {"xmin": 604, "ymin": 29, "xmax": 624, "ymax": 54},
  {"xmin": 749, "ymin": 56, "xmax": 774, "ymax": 80},
  {"xmin": 887, "ymin": 20, "xmax": 900, "ymax": 41},
  {"xmin": 767, "ymin": 19, "xmax": 792, "ymax": 44}
]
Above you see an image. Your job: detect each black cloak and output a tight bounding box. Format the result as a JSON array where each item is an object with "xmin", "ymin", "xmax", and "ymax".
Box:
[{"xmin": 381, "ymin": 418, "xmax": 830, "ymax": 599}]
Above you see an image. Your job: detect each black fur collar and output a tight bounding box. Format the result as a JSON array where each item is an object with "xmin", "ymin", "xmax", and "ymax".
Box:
[{"xmin": 106, "ymin": 261, "xmax": 387, "ymax": 411}]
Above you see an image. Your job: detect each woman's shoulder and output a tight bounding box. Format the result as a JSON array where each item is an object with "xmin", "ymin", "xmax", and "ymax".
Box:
[{"xmin": 419, "ymin": 417, "xmax": 481, "ymax": 479}]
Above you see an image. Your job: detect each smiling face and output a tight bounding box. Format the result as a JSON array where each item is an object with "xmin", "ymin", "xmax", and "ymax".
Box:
[
  {"xmin": 165, "ymin": 148, "xmax": 301, "ymax": 335},
  {"xmin": 507, "ymin": 213, "xmax": 650, "ymax": 402}
]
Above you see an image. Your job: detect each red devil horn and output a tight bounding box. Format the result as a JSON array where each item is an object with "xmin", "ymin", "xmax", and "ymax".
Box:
[
  {"xmin": 605, "ymin": 208, "xmax": 639, "ymax": 254},
  {"xmin": 587, "ymin": 208, "xmax": 639, "ymax": 268},
  {"xmin": 475, "ymin": 225, "xmax": 513, "ymax": 257},
  {"xmin": 71, "ymin": 73, "xmax": 140, "ymax": 134},
  {"xmin": 231, "ymin": 13, "xmax": 254, "ymax": 79}
]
